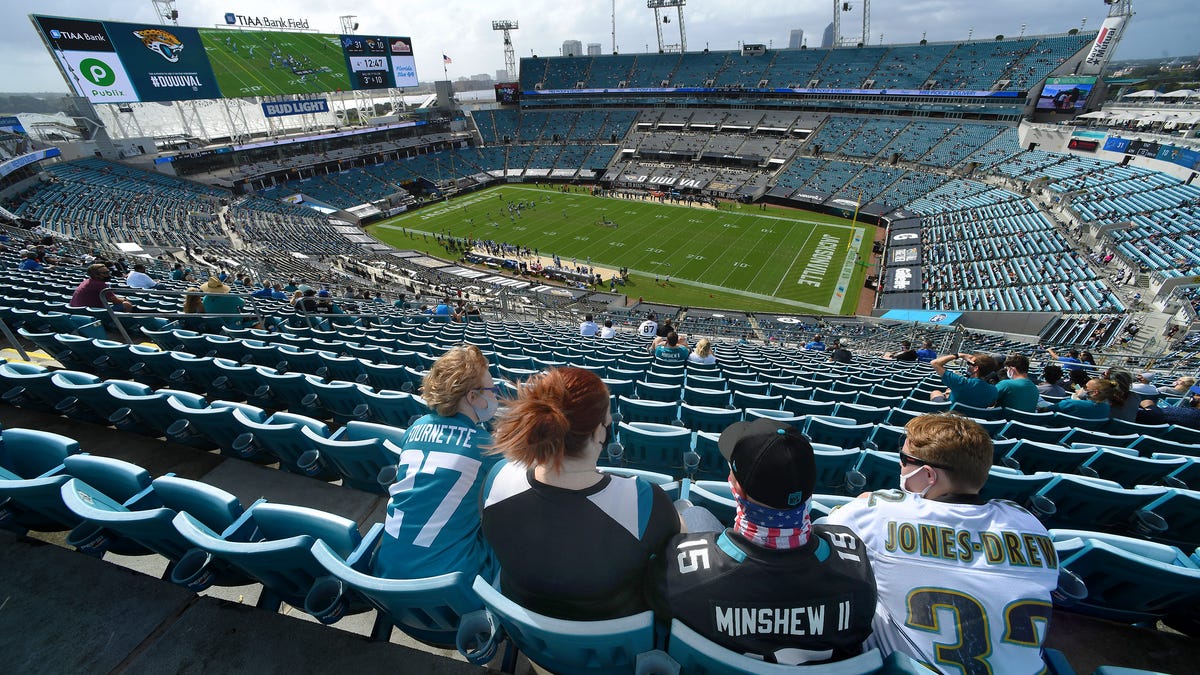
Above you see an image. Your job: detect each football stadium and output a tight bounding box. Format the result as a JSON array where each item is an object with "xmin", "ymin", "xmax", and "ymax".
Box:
[{"xmin": 0, "ymin": 0, "xmax": 1198, "ymax": 672}]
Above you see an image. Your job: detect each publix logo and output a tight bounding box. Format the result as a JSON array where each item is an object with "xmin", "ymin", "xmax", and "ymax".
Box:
[{"xmin": 79, "ymin": 58, "xmax": 117, "ymax": 86}]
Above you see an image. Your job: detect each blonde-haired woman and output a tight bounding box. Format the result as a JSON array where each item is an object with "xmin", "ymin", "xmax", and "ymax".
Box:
[
  {"xmin": 375, "ymin": 344, "xmax": 503, "ymax": 581},
  {"xmin": 688, "ymin": 338, "xmax": 716, "ymax": 365},
  {"xmin": 480, "ymin": 367, "xmax": 680, "ymax": 620}
]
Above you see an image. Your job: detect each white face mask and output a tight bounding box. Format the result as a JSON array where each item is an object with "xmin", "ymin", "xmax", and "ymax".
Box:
[
  {"xmin": 899, "ymin": 466, "xmax": 933, "ymax": 498},
  {"xmin": 472, "ymin": 392, "xmax": 499, "ymax": 424}
]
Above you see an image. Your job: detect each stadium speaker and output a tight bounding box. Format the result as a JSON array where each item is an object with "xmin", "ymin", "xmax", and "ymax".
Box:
[
  {"xmin": 890, "ymin": 152, "xmax": 900, "ymax": 165},
  {"xmin": 1188, "ymin": 172, "xmax": 1196, "ymax": 185},
  {"xmin": 1121, "ymin": 155, "xmax": 1131, "ymax": 167},
  {"xmin": 1027, "ymin": 142, "xmax": 1038, "ymax": 152}
]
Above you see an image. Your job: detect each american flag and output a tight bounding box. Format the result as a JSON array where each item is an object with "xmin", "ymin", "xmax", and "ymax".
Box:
[{"xmin": 443, "ymin": 54, "xmax": 453, "ymax": 64}]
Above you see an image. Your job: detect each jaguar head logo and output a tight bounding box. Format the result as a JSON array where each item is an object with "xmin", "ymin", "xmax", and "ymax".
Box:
[{"xmin": 133, "ymin": 29, "xmax": 184, "ymax": 63}]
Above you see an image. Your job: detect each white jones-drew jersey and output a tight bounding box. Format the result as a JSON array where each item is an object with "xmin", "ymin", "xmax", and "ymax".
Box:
[{"xmin": 824, "ymin": 491, "xmax": 1059, "ymax": 675}]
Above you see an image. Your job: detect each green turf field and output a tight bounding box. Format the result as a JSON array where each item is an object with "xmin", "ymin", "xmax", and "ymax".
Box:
[
  {"xmin": 366, "ymin": 185, "xmax": 876, "ymax": 314},
  {"xmin": 198, "ymin": 29, "xmax": 351, "ymax": 97}
]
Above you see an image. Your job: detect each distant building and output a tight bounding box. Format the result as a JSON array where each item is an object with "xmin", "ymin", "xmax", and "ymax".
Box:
[
  {"xmin": 562, "ymin": 40, "xmax": 583, "ymax": 57},
  {"xmin": 789, "ymin": 29, "xmax": 804, "ymax": 49},
  {"xmin": 587, "ymin": 43, "xmax": 602, "ymax": 56},
  {"xmin": 496, "ymin": 69, "xmax": 509, "ymax": 82},
  {"xmin": 820, "ymin": 22, "xmax": 835, "ymax": 49}
]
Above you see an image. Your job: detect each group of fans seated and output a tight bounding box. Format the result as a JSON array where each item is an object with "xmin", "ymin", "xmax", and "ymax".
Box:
[
  {"xmin": 374, "ymin": 343, "xmax": 1069, "ymax": 670},
  {"xmin": 921, "ymin": 344, "xmax": 1200, "ymax": 429}
]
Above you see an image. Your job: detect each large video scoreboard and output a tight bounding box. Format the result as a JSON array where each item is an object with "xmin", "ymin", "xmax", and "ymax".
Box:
[{"xmin": 31, "ymin": 14, "xmax": 420, "ymax": 103}]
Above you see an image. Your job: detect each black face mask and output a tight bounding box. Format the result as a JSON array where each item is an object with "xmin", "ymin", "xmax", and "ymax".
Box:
[{"xmin": 602, "ymin": 422, "xmax": 614, "ymax": 450}]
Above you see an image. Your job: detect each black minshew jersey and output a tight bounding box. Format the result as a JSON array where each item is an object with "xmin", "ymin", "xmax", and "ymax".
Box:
[{"xmin": 650, "ymin": 525, "xmax": 877, "ymax": 666}]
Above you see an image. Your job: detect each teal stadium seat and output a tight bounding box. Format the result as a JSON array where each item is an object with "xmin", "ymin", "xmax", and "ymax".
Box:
[{"xmin": 457, "ymin": 575, "xmax": 658, "ymax": 675}]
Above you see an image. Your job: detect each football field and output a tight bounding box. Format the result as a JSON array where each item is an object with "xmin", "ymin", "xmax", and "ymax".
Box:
[
  {"xmin": 367, "ymin": 185, "xmax": 876, "ymax": 314},
  {"xmin": 198, "ymin": 29, "xmax": 351, "ymax": 97}
]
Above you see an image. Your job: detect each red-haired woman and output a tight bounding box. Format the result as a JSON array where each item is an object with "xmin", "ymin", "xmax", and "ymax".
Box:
[{"xmin": 481, "ymin": 367, "xmax": 681, "ymax": 620}]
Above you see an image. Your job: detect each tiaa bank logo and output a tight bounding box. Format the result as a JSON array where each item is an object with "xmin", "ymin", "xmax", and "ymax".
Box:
[
  {"xmin": 225, "ymin": 13, "xmax": 236, "ymax": 24},
  {"xmin": 50, "ymin": 29, "xmax": 62, "ymax": 39}
]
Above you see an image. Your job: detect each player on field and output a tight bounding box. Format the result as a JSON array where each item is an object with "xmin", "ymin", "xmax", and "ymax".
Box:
[
  {"xmin": 823, "ymin": 414, "xmax": 1059, "ymax": 673},
  {"xmin": 651, "ymin": 419, "xmax": 877, "ymax": 665},
  {"xmin": 374, "ymin": 345, "xmax": 503, "ymax": 582}
]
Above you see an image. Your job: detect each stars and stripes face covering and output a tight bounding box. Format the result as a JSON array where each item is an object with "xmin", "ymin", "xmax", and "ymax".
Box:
[{"xmin": 730, "ymin": 483, "xmax": 812, "ymax": 550}]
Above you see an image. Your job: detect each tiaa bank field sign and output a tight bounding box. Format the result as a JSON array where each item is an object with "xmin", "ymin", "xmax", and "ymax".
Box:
[{"xmin": 262, "ymin": 99, "xmax": 329, "ymax": 118}]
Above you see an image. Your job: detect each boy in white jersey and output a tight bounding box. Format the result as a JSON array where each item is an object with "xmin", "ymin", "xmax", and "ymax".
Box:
[{"xmin": 824, "ymin": 413, "xmax": 1059, "ymax": 674}]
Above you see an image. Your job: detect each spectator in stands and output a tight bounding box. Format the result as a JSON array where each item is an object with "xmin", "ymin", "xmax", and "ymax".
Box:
[
  {"xmin": 1158, "ymin": 376, "xmax": 1196, "ymax": 400},
  {"xmin": 434, "ymin": 298, "xmax": 453, "ymax": 317},
  {"xmin": 650, "ymin": 331, "xmax": 690, "ymax": 364},
  {"xmin": 650, "ymin": 419, "xmax": 877, "ymax": 665},
  {"xmin": 1080, "ymin": 351, "xmax": 1096, "ymax": 367},
  {"xmin": 17, "ymin": 250, "xmax": 47, "ymax": 272},
  {"xmin": 169, "ymin": 263, "xmax": 186, "ymax": 281},
  {"xmin": 125, "ymin": 264, "xmax": 158, "ymax": 289},
  {"xmin": 376, "ymin": 344, "xmax": 502, "ymax": 582},
  {"xmin": 829, "ymin": 339, "xmax": 853, "ymax": 364},
  {"xmin": 656, "ymin": 318, "xmax": 675, "ymax": 339},
  {"xmin": 1047, "ymin": 377, "xmax": 1117, "ymax": 420},
  {"xmin": 1037, "ymin": 364, "xmax": 1069, "ymax": 398},
  {"xmin": 914, "ymin": 340, "xmax": 937, "ymax": 363},
  {"xmin": 638, "ymin": 312, "xmax": 658, "ymax": 337},
  {"xmin": 993, "ymin": 354, "xmax": 1039, "ymax": 412},
  {"xmin": 1104, "ymin": 369, "xmax": 1137, "ymax": 422},
  {"xmin": 393, "ymin": 293, "xmax": 408, "ymax": 309},
  {"xmin": 199, "ymin": 276, "xmax": 244, "ymax": 315},
  {"xmin": 70, "ymin": 263, "xmax": 134, "ymax": 312},
  {"xmin": 579, "ymin": 314, "xmax": 599, "ymax": 337},
  {"xmin": 1046, "ymin": 347, "xmax": 1085, "ymax": 372},
  {"xmin": 883, "ymin": 340, "xmax": 918, "ymax": 361},
  {"xmin": 1138, "ymin": 388, "xmax": 1200, "ymax": 429},
  {"xmin": 1066, "ymin": 368, "xmax": 1091, "ymax": 393},
  {"xmin": 313, "ymin": 289, "xmax": 341, "ymax": 314},
  {"xmin": 688, "ymin": 338, "xmax": 716, "ymax": 365},
  {"xmin": 805, "ymin": 334, "xmax": 827, "ymax": 351},
  {"xmin": 928, "ymin": 352, "xmax": 998, "ymax": 407},
  {"xmin": 181, "ymin": 288, "xmax": 204, "ymax": 315},
  {"xmin": 824, "ymin": 414, "xmax": 1059, "ymax": 672},
  {"xmin": 1131, "ymin": 373, "xmax": 1160, "ymax": 399},
  {"xmin": 481, "ymin": 367, "xmax": 680, "ymax": 620},
  {"xmin": 600, "ymin": 319, "xmax": 616, "ymax": 339}
]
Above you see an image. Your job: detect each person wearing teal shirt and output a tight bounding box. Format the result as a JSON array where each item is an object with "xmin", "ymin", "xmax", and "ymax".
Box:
[
  {"xmin": 650, "ymin": 331, "xmax": 689, "ymax": 364},
  {"xmin": 198, "ymin": 276, "xmax": 245, "ymax": 326},
  {"xmin": 375, "ymin": 344, "xmax": 503, "ymax": 581},
  {"xmin": 1048, "ymin": 378, "xmax": 1117, "ymax": 420},
  {"xmin": 994, "ymin": 354, "xmax": 1040, "ymax": 412},
  {"xmin": 928, "ymin": 352, "xmax": 998, "ymax": 407}
]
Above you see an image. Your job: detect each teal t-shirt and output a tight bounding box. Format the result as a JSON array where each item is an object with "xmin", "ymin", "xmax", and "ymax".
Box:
[
  {"xmin": 941, "ymin": 370, "xmax": 998, "ymax": 408},
  {"xmin": 1050, "ymin": 397, "xmax": 1110, "ymax": 420},
  {"xmin": 375, "ymin": 412, "xmax": 500, "ymax": 580},
  {"xmin": 654, "ymin": 345, "xmax": 689, "ymax": 364},
  {"xmin": 995, "ymin": 377, "xmax": 1040, "ymax": 412}
]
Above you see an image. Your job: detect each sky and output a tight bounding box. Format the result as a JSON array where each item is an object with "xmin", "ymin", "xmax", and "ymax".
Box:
[{"xmin": 2, "ymin": 0, "xmax": 1193, "ymax": 93}]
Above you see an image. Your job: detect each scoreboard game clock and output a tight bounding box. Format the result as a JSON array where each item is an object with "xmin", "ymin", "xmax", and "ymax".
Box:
[{"xmin": 342, "ymin": 34, "xmax": 393, "ymax": 90}]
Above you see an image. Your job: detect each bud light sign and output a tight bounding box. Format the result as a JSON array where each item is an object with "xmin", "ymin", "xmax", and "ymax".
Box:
[{"xmin": 262, "ymin": 98, "xmax": 329, "ymax": 117}]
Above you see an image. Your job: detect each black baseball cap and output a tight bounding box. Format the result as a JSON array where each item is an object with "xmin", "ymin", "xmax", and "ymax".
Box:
[{"xmin": 719, "ymin": 418, "xmax": 815, "ymax": 510}]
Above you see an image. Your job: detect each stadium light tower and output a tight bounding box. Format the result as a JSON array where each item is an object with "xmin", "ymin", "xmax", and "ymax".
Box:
[
  {"xmin": 493, "ymin": 20, "xmax": 519, "ymax": 82},
  {"xmin": 151, "ymin": 0, "xmax": 180, "ymax": 25},
  {"xmin": 647, "ymin": 0, "xmax": 686, "ymax": 53},
  {"xmin": 832, "ymin": 0, "xmax": 870, "ymax": 48}
]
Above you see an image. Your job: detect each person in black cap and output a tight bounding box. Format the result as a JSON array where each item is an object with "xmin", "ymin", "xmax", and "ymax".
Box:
[{"xmin": 649, "ymin": 418, "xmax": 877, "ymax": 665}]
